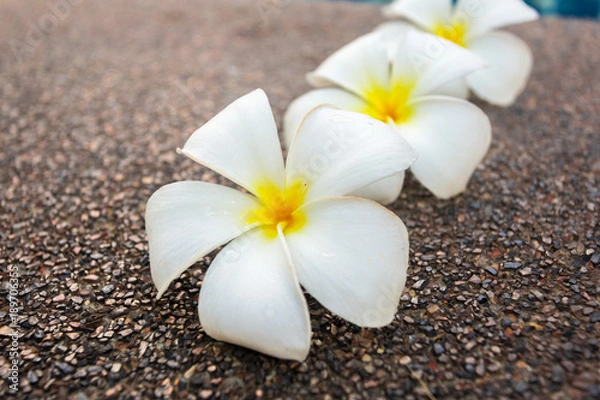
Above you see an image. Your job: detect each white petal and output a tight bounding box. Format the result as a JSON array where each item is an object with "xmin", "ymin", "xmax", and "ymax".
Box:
[
  {"xmin": 431, "ymin": 77, "xmax": 470, "ymax": 99},
  {"xmin": 375, "ymin": 21, "xmax": 413, "ymax": 59},
  {"xmin": 398, "ymin": 96, "xmax": 491, "ymax": 198},
  {"xmin": 466, "ymin": 31, "xmax": 533, "ymax": 106},
  {"xmin": 145, "ymin": 181, "xmax": 260, "ymax": 298},
  {"xmin": 383, "ymin": 0, "xmax": 452, "ymax": 31},
  {"xmin": 456, "ymin": 0, "xmax": 539, "ymax": 39},
  {"xmin": 349, "ymin": 172, "xmax": 405, "ymax": 205},
  {"xmin": 394, "ymin": 29, "xmax": 485, "ymax": 99},
  {"xmin": 199, "ymin": 229, "xmax": 311, "ymax": 361},
  {"xmin": 283, "ymin": 88, "xmax": 369, "ymax": 150},
  {"xmin": 285, "ymin": 197, "xmax": 409, "ymax": 327},
  {"xmin": 307, "ymin": 32, "xmax": 390, "ymax": 99},
  {"xmin": 178, "ymin": 89, "xmax": 285, "ymax": 195},
  {"xmin": 286, "ymin": 106, "xmax": 417, "ymax": 202}
]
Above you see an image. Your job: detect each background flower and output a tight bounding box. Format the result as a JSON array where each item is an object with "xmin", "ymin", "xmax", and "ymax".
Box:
[
  {"xmin": 285, "ymin": 30, "xmax": 491, "ymax": 201},
  {"xmin": 146, "ymin": 89, "xmax": 417, "ymax": 361},
  {"xmin": 382, "ymin": 0, "xmax": 539, "ymax": 105}
]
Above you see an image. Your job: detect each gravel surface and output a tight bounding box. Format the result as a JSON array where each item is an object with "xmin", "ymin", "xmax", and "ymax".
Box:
[{"xmin": 1, "ymin": 1, "xmax": 599, "ymax": 399}]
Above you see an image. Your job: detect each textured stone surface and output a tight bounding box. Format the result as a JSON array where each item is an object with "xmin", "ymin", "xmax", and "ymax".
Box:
[{"xmin": 1, "ymin": 1, "xmax": 599, "ymax": 398}]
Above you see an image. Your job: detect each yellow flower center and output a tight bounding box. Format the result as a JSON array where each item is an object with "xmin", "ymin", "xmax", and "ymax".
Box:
[
  {"xmin": 246, "ymin": 180, "xmax": 308, "ymax": 239},
  {"xmin": 433, "ymin": 20, "xmax": 468, "ymax": 47},
  {"xmin": 361, "ymin": 80, "xmax": 414, "ymax": 124}
]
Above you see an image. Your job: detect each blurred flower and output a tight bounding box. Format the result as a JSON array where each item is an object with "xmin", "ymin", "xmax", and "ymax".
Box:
[
  {"xmin": 382, "ymin": 0, "xmax": 539, "ymax": 105},
  {"xmin": 146, "ymin": 89, "xmax": 417, "ymax": 361},
  {"xmin": 285, "ymin": 30, "xmax": 491, "ymax": 201}
]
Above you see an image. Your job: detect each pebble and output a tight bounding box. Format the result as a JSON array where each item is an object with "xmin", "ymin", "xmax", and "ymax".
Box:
[
  {"xmin": 106, "ymin": 385, "xmax": 122, "ymax": 397},
  {"xmin": 512, "ymin": 380, "xmax": 529, "ymax": 394},
  {"xmin": 102, "ymin": 284, "xmax": 115, "ymax": 294},
  {"xmin": 551, "ymin": 365, "xmax": 565, "ymax": 383},
  {"xmin": 519, "ymin": 267, "xmax": 533, "ymax": 276},
  {"xmin": 71, "ymin": 296, "xmax": 84, "ymax": 304},
  {"xmin": 503, "ymin": 262, "xmax": 522, "ymax": 270},
  {"xmin": 399, "ymin": 356, "xmax": 411, "ymax": 365},
  {"xmin": 487, "ymin": 364, "xmax": 500, "ymax": 372},
  {"xmin": 426, "ymin": 304, "xmax": 439, "ymax": 314},
  {"xmin": 27, "ymin": 370, "xmax": 39, "ymax": 384},
  {"xmin": 475, "ymin": 362, "xmax": 486, "ymax": 377},
  {"xmin": 412, "ymin": 279, "xmax": 428, "ymax": 290},
  {"xmin": 87, "ymin": 366, "xmax": 103, "ymax": 375},
  {"xmin": 119, "ymin": 328, "xmax": 133, "ymax": 337},
  {"xmin": 52, "ymin": 293, "xmax": 65, "ymax": 303},
  {"xmin": 55, "ymin": 362, "xmax": 75, "ymax": 374}
]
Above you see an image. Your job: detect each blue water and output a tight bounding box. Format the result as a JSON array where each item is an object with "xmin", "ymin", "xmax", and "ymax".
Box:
[
  {"xmin": 527, "ymin": 0, "xmax": 599, "ymax": 17},
  {"xmin": 343, "ymin": 0, "xmax": 600, "ymax": 18}
]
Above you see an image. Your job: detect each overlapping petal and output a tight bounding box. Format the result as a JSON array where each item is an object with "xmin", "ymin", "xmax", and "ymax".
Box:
[
  {"xmin": 146, "ymin": 181, "xmax": 261, "ymax": 298},
  {"xmin": 306, "ymin": 32, "xmax": 390, "ymax": 99},
  {"xmin": 349, "ymin": 172, "xmax": 405, "ymax": 205},
  {"xmin": 397, "ymin": 96, "xmax": 491, "ymax": 198},
  {"xmin": 286, "ymin": 106, "xmax": 417, "ymax": 202},
  {"xmin": 432, "ymin": 78, "xmax": 470, "ymax": 99},
  {"xmin": 394, "ymin": 29, "xmax": 486, "ymax": 98},
  {"xmin": 383, "ymin": 0, "xmax": 452, "ymax": 31},
  {"xmin": 198, "ymin": 229, "xmax": 311, "ymax": 361},
  {"xmin": 283, "ymin": 88, "xmax": 368, "ymax": 149},
  {"xmin": 178, "ymin": 89, "xmax": 285, "ymax": 196},
  {"xmin": 465, "ymin": 31, "xmax": 533, "ymax": 106},
  {"xmin": 284, "ymin": 197, "xmax": 409, "ymax": 327},
  {"xmin": 456, "ymin": 0, "xmax": 539, "ymax": 39},
  {"xmin": 375, "ymin": 20, "xmax": 414, "ymax": 59}
]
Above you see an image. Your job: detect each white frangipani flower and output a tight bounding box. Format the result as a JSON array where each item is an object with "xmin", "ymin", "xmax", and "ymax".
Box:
[
  {"xmin": 381, "ymin": 0, "xmax": 539, "ymax": 106},
  {"xmin": 284, "ymin": 30, "xmax": 491, "ymax": 202},
  {"xmin": 145, "ymin": 89, "xmax": 417, "ymax": 361}
]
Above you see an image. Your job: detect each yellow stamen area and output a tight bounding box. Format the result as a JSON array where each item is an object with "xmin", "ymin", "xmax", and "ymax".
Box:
[
  {"xmin": 433, "ymin": 20, "xmax": 468, "ymax": 47},
  {"xmin": 361, "ymin": 80, "xmax": 414, "ymax": 125},
  {"xmin": 246, "ymin": 179, "xmax": 308, "ymax": 240}
]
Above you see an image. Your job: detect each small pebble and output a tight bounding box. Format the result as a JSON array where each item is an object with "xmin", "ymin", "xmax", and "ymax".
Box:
[
  {"xmin": 102, "ymin": 284, "xmax": 115, "ymax": 294},
  {"xmin": 512, "ymin": 380, "xmax": 529, "ymax": 394},
  {"xmin": 503, "ymin": 262, "xmax": 522, "ymax": 270},
  {"xmin": 412, "ymin": 279, "xmax": 428, "ymax": 290},
  {"xmin": 55, "ymin": 362, "xmax": 75, "ymax": 374},
  {"xmin": 501, "ymin": 318, "xmax": 512, "ymax": 328}
]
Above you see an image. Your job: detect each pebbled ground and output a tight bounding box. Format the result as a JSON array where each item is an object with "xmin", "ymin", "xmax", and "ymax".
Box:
[{"xmin": 0, "ymin": 1, "xmax": 599, "ymax": 399}]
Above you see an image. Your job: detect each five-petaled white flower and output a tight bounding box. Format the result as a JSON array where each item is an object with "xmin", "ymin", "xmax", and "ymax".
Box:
[
  {"xmin": 381, "ymin": 0, "xmax": 539, "ymax": 106},
  {"xmin": 284, "ymin": 29, "xmax": 491, "ymax": 202},
  {"xmin": 145, "ymin": 89, "xmax": 417, "ymax": 361}
]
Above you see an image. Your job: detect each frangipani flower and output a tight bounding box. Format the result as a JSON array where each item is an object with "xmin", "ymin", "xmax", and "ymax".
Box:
[
  {"xmin": 145, "ymin": 89, "xmax": 417, "ymax": 361},
  {"xmin": 284, "ymin": 30, "xmax": 491, "ymax": 202},
  {"xmin": 382, "ymin": 0, "xmax": 539, "ymax": 106}
]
